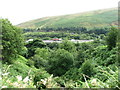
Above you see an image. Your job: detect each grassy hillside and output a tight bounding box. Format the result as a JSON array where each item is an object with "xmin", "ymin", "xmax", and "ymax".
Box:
[{"xmin": 17, "ymin": 8, "xmax": 118, "ymax": 29}]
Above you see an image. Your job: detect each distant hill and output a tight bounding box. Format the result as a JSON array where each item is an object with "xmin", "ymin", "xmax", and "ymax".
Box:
[{"xmin": 17, "ymin": 8, "xmax": 118, "ymax": 29}]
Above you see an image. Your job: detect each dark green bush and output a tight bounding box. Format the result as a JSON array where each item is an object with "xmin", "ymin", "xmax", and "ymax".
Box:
[
  {"xmin": 74, "ymin": 50, "xmax": 85, "ymax": 68},
  {"xmin": 25, "ymin": 39, "xmax": 46, "ymax": 58},
  {"xmin": 47, "ymin": 49, "xmax": 74, "ymax": 76},
  {"xmin": 62, "ymin": 68, "xmax": 82, "ymax": 81},
  {"xmin": 32, "ymin": 48, "xmax": 50, "ymax": 68},
  {"xmin": 80, "ymin": 60, "xmax": 96, "ymax": 78}
]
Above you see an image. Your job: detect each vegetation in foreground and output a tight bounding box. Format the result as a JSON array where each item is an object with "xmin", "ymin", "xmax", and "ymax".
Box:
[{"xmin": 1, "ymin": 19, "xmax": 120, "ymax": 89}]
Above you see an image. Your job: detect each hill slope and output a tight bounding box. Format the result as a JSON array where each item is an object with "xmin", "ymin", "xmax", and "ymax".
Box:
[{"xmin": 17, "ymin": 8, "xmax": 118, "ymax": 29}]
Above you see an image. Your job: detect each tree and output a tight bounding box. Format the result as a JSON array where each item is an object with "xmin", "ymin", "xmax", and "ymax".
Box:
[
  {"xmin": 47, "ymin": 49, "xmax": 74, "ymax": 76},
  {"xmin": 60, "ymin": 40, "xmax": 76, "ymax": 52},
  {"xmin": 106, "ymin": 27, "xmax": 118, "ymax": 50},
  {"xmin": 74, "ymin": 50, "xmax": 85, "ymax": 68},
  {"xmin": 25, "ymin": 39, "xmax": 46, "ymax": 58},
  {"xmin": 46, "ymin": 42, "xmax": 60, "ymax": 49},
  {"xmin": 1, "ymin": 19, "xmax": 24, "ymax": 63},
  {"xmin": 80, "ymin": 60, "xmax": 95, "ymax": 78},
  {"xmin": 32, "ymin": 48, "xmax": 50, "ymax": 68}
]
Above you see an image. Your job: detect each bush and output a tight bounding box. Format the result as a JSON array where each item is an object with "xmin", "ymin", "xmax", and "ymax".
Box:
[
  {"xmin": 94, "ymin": 66, "xmax": 119, "ymax": 88},
  {"xmin": 46, "ymin": 42, "xmax": 60, "ymax": 49},
  {"xmin": 32, "ymin": 48, "xmax": 50, "ymax": 68},
  {"xmin": 62, "ymin": 68, "xmax": 82, "ymax": 81},
  {"xmin": 74, "ymin": 50, "xmax": 85, "ymax": 68},
  {"xmin": 25, "ymin": 39, "xmax": 46, "ymax": 58},
  {"xmin": 106, "ymin": 27, "xmax": 118, "ymax": 50},
  {"xmin": 2, "ymin": 64, "xmax": 35, "ymax": 88},
  {"xmin": 60, "ymin": 40, "xmax": 76, "ymax": 52},
  {"xmin": 47, "ymin": 49, "xmax": 74, "ymax": 76},
  {"xmin": 33, "ymin": 68, "xmax": 50, "ymax": 85},
  {"xmin": 80, "ymin": 60, "xmax": 96, "ymax": 78},
  {"xmin": 36, "ymin": 75, "xmax": 60, "ymax": 89}
]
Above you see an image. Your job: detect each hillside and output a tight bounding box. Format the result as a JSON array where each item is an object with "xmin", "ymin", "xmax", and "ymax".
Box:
[
  {"xmin": 17, "ymin": 8, "xmax": 118, "ymax": 29},
  {"xmin": 2, "ymin": 15, "xmax": 119, "ymax": 89}
]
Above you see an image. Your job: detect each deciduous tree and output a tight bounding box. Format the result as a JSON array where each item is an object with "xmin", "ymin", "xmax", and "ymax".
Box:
[{"xmin": 1, "ymin": 19, "xmax": 24, "ymax": 63}]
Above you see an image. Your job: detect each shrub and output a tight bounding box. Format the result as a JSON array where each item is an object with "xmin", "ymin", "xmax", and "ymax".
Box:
[
  {"xmin": 32, "ymin": 48, "xmax": 50, "ymax": 68},
  {"xmin": 106, "ymin": 27, "xmax": 118, "ymax": 50},
  {"xmin": 62, "ymin": 68, "xmax": 82, "ymax": 81},
  {"xmin": 47, "ymin": 49, "xmax": 74, "ymax": 76},
  {"xmin": 36, "ymin": 75, "xmax": 59, "ymax": 89},
  {"xmin": 33, "ymin": 68, "xmax": 50, "ymax": 86},
  {"xmin": 2, "ymin": 64, "xmax": 35, "ymax": 88},
  {"xmin": 25, "ymin": 39, "xmax": 46, "ymax": 58},
  {"xmin": 74, "ymin": 50, "xmax": 85, "ymax": 68},
  {"xmin": 60, "ymin": 40, "xmax": 76, "ymax": 52},
  {"xmin": 80, "ymin": 60, "xmax": 96, "ymax": 78}
]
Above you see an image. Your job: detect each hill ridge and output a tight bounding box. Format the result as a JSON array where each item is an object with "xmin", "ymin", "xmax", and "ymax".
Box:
[{"xmin": 17, "ymin": 7, "xmax": 118, "ymax": 29}]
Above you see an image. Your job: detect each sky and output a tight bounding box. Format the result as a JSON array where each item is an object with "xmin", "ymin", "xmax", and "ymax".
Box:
[{"xmin": 0, "ymin": 0, "xmax": 119, "ymax": 25}]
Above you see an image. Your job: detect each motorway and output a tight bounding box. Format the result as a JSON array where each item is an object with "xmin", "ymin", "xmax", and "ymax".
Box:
[{"xmin": 42, "ymin": 39, "xmax": 94, "ymax": 43}]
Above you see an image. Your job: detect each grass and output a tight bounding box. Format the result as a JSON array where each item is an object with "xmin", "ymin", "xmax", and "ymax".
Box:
[{"xmin": 17, "ymin": 8, "xmax": 117, "ymax": 29}]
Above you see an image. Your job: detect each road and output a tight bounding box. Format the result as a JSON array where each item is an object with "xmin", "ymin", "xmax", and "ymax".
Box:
[{"xmin": 43, "ymin": 40, "xmax": 94, "ymax": 43}]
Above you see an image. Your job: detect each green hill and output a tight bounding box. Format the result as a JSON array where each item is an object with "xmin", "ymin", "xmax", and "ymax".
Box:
[{"xmin": 17, "ymin": 8, "xmax": 118, "ymax": 29}]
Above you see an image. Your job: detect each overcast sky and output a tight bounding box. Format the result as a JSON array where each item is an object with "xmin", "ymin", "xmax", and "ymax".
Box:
[{"xmin": 0, "ymin": 0, "xmax": 119, "ymax": 25}]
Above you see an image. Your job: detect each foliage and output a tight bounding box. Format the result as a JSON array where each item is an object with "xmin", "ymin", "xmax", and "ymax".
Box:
[
  {"xmin": 80, "ymin": 60, "xmax": 96, "ymax": 79},
  {"xmin": 74, "ymin": 50, "xmax": 85, "ymax": 68},
  {"xmin": 4, "ymin": 55, "xmax": 33, "ymax": 78},
  {"xmin": 2, "ymin": 63, "xmax": 35, "ymax": 88},
  {"xmin": 1, "ymin": 19, "xmax": 24, "ymax": 63},
  {"xmin": 61, "ymin": 68, "xmax": 82, "ymax": 81},
  {"xmin": 25, "ymin": 39, "xmax": 46, "ymax": 58},
  {"xmin": 33, "ymin": 68, "xmax": 50, "ymax": 86},
  {"xmin": 2, "ymin": 73, "xmax": 35, "ymax": 88},
  {"xmin": 93, "ymin": 66, "xmax": 119, "ymax": 88},
  {"xmin": 36, "ymin": 75, "xmax": 59, "ymax": 89},
  {"xmin": 47, "ymin": 49, "xmax": 74, "ymax": 76},
  {"xmin": 60, "ymin": 40, "xmax": 76, "ymax": 52},
  {"xmin": 2, "ymin": 18, "xmax": 119, "ymax": 89},
  {"xmin": 106, "ymin": 27, "xmax": 118, "ymax": 50},
  {"xmin": 46, "ymin": 42, "xmax": 60, "ymax": 49},
  {"xmin": 32, "ymin": 48, "xmax": 50, "ymax": 68},
  {"xmin": 23, "ymin": 31, "xmax": 94, "ymax": 40},
  {"xmin": 91, "ymin": 46, "xmax": 117, "ymax": 66},
  {"xmin": 2, "ymin": 56, "xmax": 50, "ymax": 88}
]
